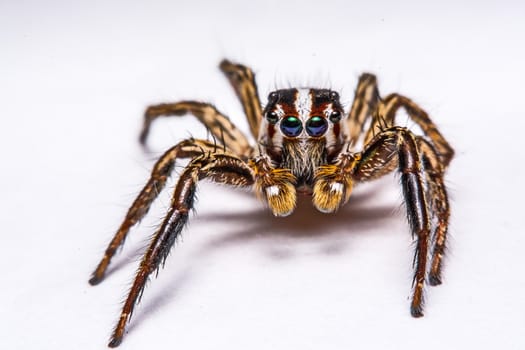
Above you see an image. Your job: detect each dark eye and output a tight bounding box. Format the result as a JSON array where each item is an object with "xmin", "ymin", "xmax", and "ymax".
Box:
[
  {"xmin": 305, "ymin": 116, "xmax": 328, "ymax": 137},
  {"xmin": 329, "ymin": 91, "xmax": 339, "ymax": 101},
  {"xmin": 329, "ymin": 111, "xmax": 342, "ymax": 123},
  {"xmin": 268, "ymin": 91, "xmax": 278, "ymax": 101},
  {"xmin": 280, "ymin": 116, "xmax": 303, "ymax": 137},
  {"xmin": 266, "ymin": 111, "xmax": 279, "ymax": 124}
]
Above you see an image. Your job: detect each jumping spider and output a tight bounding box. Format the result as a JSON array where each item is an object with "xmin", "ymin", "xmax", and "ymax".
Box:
[{"xmin": 90, "ymin": 59, "xmax": 454, "ymax": 347}]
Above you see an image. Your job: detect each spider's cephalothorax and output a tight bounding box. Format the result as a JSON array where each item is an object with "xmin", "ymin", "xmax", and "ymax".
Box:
[
  {"xmin": 260, "ymin": 88, "xmax": 346, "ymax": 195},
  {"xmin": 90, "ymin": 60, "xmax": 455, "ymax": 347}
]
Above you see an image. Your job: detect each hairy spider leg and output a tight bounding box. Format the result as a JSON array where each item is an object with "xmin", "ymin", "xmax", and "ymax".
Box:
[
  {"xmin": 346, "ymin": 73, "xmax": 380, "ymax": 146},
  {"xmin": 346, "ymin": 72, "xmax": 454, "ymax": 169},
  {"xmin": 108, "ymin": 153, "xmax": 254, "ymax": 347},
  {"xmin": 92, "ymin": 59, "xmax": 456, "ymax": 347},
  {"xmin": 89, "ymin": 139, "xmax": 228, "ymax": 285},
  {"xmin": 416, "ymin": 137, "xmax": 450, "ymax": 286},
  {"xmin": 353, "ymin": 127, "xmax": 432, "ymax": 317},
  {"xmin": 219, "ymin": 59, "xmax": 263, "ymax": 139},
  {"xmin": 140, "ymin": 101, "xmax": 253, "ymax": 157},
  {"xmin": 365, "ymin": 93, "xmax": 455, "ymax": 168}
]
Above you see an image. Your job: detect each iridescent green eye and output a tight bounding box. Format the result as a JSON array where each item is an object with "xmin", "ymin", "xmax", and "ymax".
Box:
[
  {"xmin": 305, "ymin": 116, "xmax": 328, "ymax": 137},
  {"xmin": 280, "ymin": 116, "xmax": 303, "ymax": 137}
]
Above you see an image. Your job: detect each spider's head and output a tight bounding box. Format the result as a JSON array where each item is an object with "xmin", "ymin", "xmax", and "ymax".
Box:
[
  {"xmin": 260, "ymin": 88, "xmax": 345, "ymax": 148},
  {"xmin": 260, "ymin": 88, "xmax": 347, "ymax": 187}
]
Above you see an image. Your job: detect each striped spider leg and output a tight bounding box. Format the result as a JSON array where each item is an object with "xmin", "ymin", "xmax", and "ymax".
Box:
[
  {"xmin": 91, "ymin": 60, "xmax": 263, "ymax": 347},
  {"xmin": 108, "ymin": 152, "xmax": 254, "ymax": 347},
  {"xmin": 89, "ymin": 139, "xmax": 226, "ymax": 285},
  {"xmin": 346, "ymin": 76, "xmax": 454, "ymax": 286},
  {"xmin": 313, "ymin": 74, "xmax": 454, "ymax": 315},
  {"xmin": 90, "ymin": 95, "xmax": 255, "ymax": 284},
  {"xmin": 90, "ymin": 60, "xmax": 454, "ymax": 347}
]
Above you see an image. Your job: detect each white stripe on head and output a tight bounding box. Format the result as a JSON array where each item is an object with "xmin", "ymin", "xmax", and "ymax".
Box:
[
  {"xmin": 323, "ymin": 103, "xmax": 334, "ymax": 117},
  {"xmin": 294, "ymin": 88, "xmax": 312, "ymax": 121},
  {"xmin": 274, "ymin": 103, "xmax": 285, "ymax": 118}
]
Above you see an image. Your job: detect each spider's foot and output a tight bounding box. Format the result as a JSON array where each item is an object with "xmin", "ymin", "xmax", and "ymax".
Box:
[
  {"xmin": 428, "ymin": 273, "xmax": 442, "ymax": 286},
  {"xmin": 410, "ymin": 282, "xmax": 425, "ymax": 318},
  {"xmin": 89, "ymin": 258, "xmax": 111, "ymax": 285},
  {"xmin": 429, "ymin": 259, "xmax": 444, "ymax": 286},
  {"xmin": 108, "ymin": 336, "xmax": 123, "ymax": 348},
  {"xmin": 139, "ymin": 126, "xmax": 151, "ymax": 146},
  {"xmin": 89, "ymin": 265, "xmax": 109, "ymax": 285},
  {"xmin": 88, "ymin": 274, "xmax": 104, "ymax": 286},
  {"xmin": 410, "ymin": 305, "xmax": 424, "ymax": 318}
]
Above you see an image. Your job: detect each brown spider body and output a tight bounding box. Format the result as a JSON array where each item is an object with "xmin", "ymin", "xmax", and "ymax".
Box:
[
  {"xmin": 90, "ymin": 60, "xmax": 454, "ymax": 347},
  {"xmin": 260, "ymin": 88, "xmax": 345, "ymax": 197}
]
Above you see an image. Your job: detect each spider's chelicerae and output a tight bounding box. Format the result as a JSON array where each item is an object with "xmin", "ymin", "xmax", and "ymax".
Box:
[{"xmin": 90, "ymin": 59, "xmax": 454, "ymax": 347}]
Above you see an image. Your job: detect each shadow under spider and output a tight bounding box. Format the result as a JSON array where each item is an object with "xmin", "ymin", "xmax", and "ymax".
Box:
[
  {"xmin": 126, "ymin": 181, "xmax": 402, "ymax": 334},
  {"xmin": 200, "ymin": 199, "xmax": 397, "ymax": 259}
]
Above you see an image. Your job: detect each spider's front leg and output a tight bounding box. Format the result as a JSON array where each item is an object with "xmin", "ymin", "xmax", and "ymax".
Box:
[
  {"xmin": 354, "ymin": 127, "xmax": 432, "ymax": 317},
  {"xmin": 219, "ymin": 59, "xmax": 263, "ymax": 139},
  {"xmin": 417, "ymin": 137, "xmax": 450, "ymax": 285},
  {"xmin": 89, "ymin": 139, "xmax": 224, "ymax": 285},
  {"xmin": 108, "ymin": 153, "xmax": 254, "ymax": 347}
]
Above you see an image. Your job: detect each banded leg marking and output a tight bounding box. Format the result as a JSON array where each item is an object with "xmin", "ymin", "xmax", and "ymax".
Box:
[
  {"xmin": 108, "ymin": 153, "xmax": 254, "ymax": 347},
  {"xmin": 354, "ymin": 127, "xmax": 432, "ymax": 317},
  {"xmin": 365, "ymin": 93, "xmax": 454, "ymax": 167},
  {"xmin": 89, "ymin": 139, "xmax": 224, "ymax": 285},
  {"xmin": 140, "ymin": 101, "xmax": 252, "ymax": 157},
  {"xmin": 220, "ymin": 59, "xmax": 263, "ymax": 139}
]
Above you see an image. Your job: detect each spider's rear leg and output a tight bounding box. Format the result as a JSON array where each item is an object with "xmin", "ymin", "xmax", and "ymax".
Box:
[
  {"xmin": 354, "ymin": 127, "xmax": 432, "ymax": 317},
  {"xmin": 365, "ymin": 93, "xmax": 455, "ymax": 168},
  {"xmin": 417, "ymin": 138, "xmax": 450, "ymax": 286},
  {"xmin": 89, "ymin": 139, "xmax": 224, "ymax": 285},
  {"xmin": 140, "ymin": 101, "xmax": 252, "ymax": 157},
  {"xmin": 108, "ymin": 153, "xmax": 254, "ymax": 347},
  {"xmin": 219, "ymin": 59, "xmax": 263, "ymax": 139},
  {"xmin": 346, "ymin": 73, "xmax": 380, "ymax": 146}
]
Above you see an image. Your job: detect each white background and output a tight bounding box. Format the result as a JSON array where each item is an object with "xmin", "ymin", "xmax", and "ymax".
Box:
[{"xmin": 1, "ymin": 0, "xmax": 524, "ymax": 349}]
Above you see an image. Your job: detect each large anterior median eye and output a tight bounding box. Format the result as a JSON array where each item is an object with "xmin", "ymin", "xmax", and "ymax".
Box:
[
  {"xmin": 305, "ymin": 116, "xmax": 328, "ymax": 137},
  {"xmin": 280, "ymin": 116, "xmax": 303, "ymax": 137}
]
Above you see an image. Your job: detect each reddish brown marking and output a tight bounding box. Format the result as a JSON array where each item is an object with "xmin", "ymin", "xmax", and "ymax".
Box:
[
  {"xmin": 268, "ymin": 123, "xmax": 275, "ymax": 139},
  {"xmin": 333, "ymin": 122, "xmax": 341, "ymax": 138},
  {"xmin": 279, "ymin": 101, "xmax": 298, "ymax": 116},
  {"xmin": 310, "ymin": 101, "xmax": 330, "ymax": 118}
]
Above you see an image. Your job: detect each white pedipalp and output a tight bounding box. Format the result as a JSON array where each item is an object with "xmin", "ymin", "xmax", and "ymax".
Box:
[
  {"xmin": 265, "ymin": 185, "xmax": 280, "ymax": 197},
  {"xmin": 330, "ymin": 182, "xmax": 344, "ymax": 193}
]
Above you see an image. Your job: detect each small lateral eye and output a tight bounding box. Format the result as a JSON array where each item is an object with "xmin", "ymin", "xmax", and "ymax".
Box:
[
  {"xmin": 280, "ymin": 116, "xmax": 303, "ymax": 137},
  {"xmin": 266, "ymin": 111, "xmax": 279, "ymax": 124},
  {"xmin": 306, "ymin": 116, "xmax": 328, "ymax": 137},
  {"xmin": 329, "ymin": 91, "xmax": 339, "ymax": 101},
  {"xmin": 268, "ymin": 92, "xmax": 278, "ymax": 101},
  {"xmin": 329, "ymin": 110, "xmax": 342, "ymax": 123}
]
